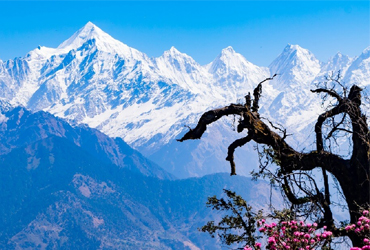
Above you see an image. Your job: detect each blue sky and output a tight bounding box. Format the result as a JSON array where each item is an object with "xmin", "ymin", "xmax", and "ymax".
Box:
[{"xmin": 0, "ymin": 1, "xmax": 368, "ymax": 66}]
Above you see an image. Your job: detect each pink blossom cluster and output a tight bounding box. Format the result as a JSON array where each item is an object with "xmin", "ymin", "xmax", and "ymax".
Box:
[
  {"xmin": 244, "ymin": 219, "xmax": 332, "ymax": 250},
  {"xmin": 348, "ymin": 210, "xmax": 370, "ymax": 250},
  {"xmin": 243, "ymin": 210, "xmax": 370, "ymax": 250}
]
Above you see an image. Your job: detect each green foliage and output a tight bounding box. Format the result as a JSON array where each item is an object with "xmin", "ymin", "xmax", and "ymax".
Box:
[{"xmin": 199, "ymin": 189, "xmax": 263, "ymax": 248}]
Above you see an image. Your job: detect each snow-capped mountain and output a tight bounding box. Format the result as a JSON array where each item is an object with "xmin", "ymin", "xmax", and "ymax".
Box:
[
  {"xmin": 262, "ymin": 44, "xmax": 324, "ymax": 138},
  {"xmin": 343, "ymin": 46, "xmax": 370, "ymax": 87},
  {"xmin": 321, "ymin": 52, "xmax": 353, "ymax": 74},
  {"xmin": 0, "ymin": 22, "xmax": 368, "ymax": 178},
  {"xmin": 206, "ymin": 46, "xmax": 270, "ymax": 101},
  {"xmin": 269, "ymin": 44, "xmax": 322, "ymax": 89}
]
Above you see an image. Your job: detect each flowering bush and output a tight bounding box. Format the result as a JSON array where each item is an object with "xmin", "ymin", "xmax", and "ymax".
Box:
[
  {"xmin": 346, "ymin": 210, "xmax": 370, "ymax": 250},
  {"xmin": 243, "ymin": 210, "xmax": 370, "ymax": 250},
  {"xmin": 201, "ymin": 189, "xmax": 369, "ymax": 250},
  {"xmin": 244, "ymin": 220, "xmax": 332, "ymax": 250}
]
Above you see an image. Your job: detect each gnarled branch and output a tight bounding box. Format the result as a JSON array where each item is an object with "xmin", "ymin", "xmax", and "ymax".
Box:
[
  {"xmin": 226, "ymin": 135, "xmax": 252, "ymax": 175},
  {"xmin": 311, "ymin": 88, "xmax": 342, "ymax": 102}
]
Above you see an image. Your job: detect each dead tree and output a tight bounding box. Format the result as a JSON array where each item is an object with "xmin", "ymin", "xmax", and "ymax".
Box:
[{"xmin": 178, "ymin": 75, "xmax": 370, "ymax": 247}]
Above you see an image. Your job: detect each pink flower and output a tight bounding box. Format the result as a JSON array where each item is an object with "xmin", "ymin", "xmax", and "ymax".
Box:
[
  {"xmin": 243, "ymin": 246, "xmax": 252, "ymax": 250},
  {"xmin": 255, "ymin": 242, "xmax": 262, "ymax": 248},
  {"xmin": 363, "ymin": 210, "xmax": 369, "ymax": 216},
  {"xmin": 268, "ymin": 237, "xmax": 276, "ymax": 243}
]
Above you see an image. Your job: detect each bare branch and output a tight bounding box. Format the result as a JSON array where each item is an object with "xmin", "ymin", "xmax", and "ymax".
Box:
[
  {"xmin": 252, "ymin": 74, "xmax": 278, "ymax": 113},
  {"xmin": 315, "ymin": 105, "xmax": 345, "ymax": 152},
  {"xmin": 326, "ymin": 113, "xmax": 348, "ymax": 140},
  {"xmin": 245, "ymin": 92, "xmax": 251, "ymax": 109},
  {"xmin": 311, "ymin": 88, "xmax": 342, "ymax": 102},
  {"xmin": 226, "ymin": 135, "xmax": 253, "ymax": 175},
  {"xmin": 261, "ymin": 117, "xmax": 289, "ymax": 140},
  {"xmin": 177, "ymin": 104, "xmax": 246, "ymax": 142},
  {"xmin": 252, "ymin": 82, "xmax": 262, "ymax": 112}
]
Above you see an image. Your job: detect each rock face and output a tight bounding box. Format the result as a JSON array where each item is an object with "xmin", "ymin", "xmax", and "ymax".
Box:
[
  {"xmin": 0, "ymin": 107, "xmax": 282, "ymax": 250},
  {"xmin": 0, "ymin": 22, "xmax": 369, "ymax": 178}
]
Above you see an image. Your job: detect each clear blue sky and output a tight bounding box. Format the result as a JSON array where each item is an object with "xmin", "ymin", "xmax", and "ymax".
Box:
[{"xmin": 0, "ymin": 1, "xmax": 369, "ymax": 66}]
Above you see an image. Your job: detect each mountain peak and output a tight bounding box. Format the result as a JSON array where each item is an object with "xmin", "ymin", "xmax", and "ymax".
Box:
[
  {"xmin": 269, "ymin": 44, "xmax": 321, "ymax": 87},
  {"xmin": 57, "ymin": 22, "xmax": 110, "ymax": 50},
  {"xmin": 361, "ymin": 46, "xmax": 370, "ymax": 57},
  {"xmin": 321, "ymin": 51, "xmax": 352, "ymax": 74},
  {"xmin": 282, "ymin": 44, "xmax": 311, "ymax": 55},
  {"xmin": 161, "ymin": 46, "xmax": 194, "ymax": 61},
  {"xmin": 331, "ymin": 51, "xmax": 351, "ymax": 62},
  {"xmin": 167, "ymin": 46, "xmax": 181, "ymax": 55},
  {"xmin": 169, "ymin": 46, "xmax": 178, "ymax": 51},
  {"xmin": 221, "ymin": 46, "xmax": 235, "ymax": 54},
  {"xmin": 84, "ymin": 21, "xmax": 96, "ymax": 29},
  {"xmin": 271, "ymin": 44, "xmax": 319, "ymax": 65},
  {"xmin": 55, "ymin": 22, "xmax": 148, "ymax": 61},
  {"xmin": 207, "ymin": 46, "xmax": 268, "ymax": 84},
  {"xmin": 213, "ymin": 46, "xmax": 246, "ymax": 64}
]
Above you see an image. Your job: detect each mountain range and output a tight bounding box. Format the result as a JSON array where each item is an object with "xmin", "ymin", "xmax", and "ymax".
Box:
[
  {"xmin": 0, "ymin": 107, "xmax": 282, "ymax": 249},
  {"xmin": 0, "ymin": 21, "xmax": 369, "ymax": 178}
]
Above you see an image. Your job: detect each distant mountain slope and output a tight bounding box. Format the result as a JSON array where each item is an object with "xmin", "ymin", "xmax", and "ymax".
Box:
[
  {"xmin": 0, "ymin": 106, "xmax": 173, "ymax": 180},
  {"xmin": 0, "ymin": 22, "xmax": 369, "ymax": 178},
  {"xmin": 0, "ymin": 128, "xmax": 282, "ymax": 249}
]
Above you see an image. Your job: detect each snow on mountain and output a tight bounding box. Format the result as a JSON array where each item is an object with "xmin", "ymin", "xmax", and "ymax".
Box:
[
  {"xmin": 261, "ymin": 44, "xmax": 324, "ymax": 143},
  {"xmin": 321, "ymin": 52, "xmax": 353, "ymax": 75},
  {"xmin": 206, "ymin": 46, "xmax": 270, "ymax": 101},
  {"xmin": 269, "ymin": 44, "xmax": 321, "ymax": 89},
  {"xmin": 154, "ymin": 47, "xmax": 212, "ymax": 95},
  {"xmin": 343, "ymin": 46, "xmax": 370, "ymax": 87},
  {"xmin": 0, "ymin": 22, "xmax": 367, "ymax": 178}
]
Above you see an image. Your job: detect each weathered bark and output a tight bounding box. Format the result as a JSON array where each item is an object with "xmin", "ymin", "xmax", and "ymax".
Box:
[{"xmin": 178, "ymin": 79, "xmax": 370, "ymax": 246}]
